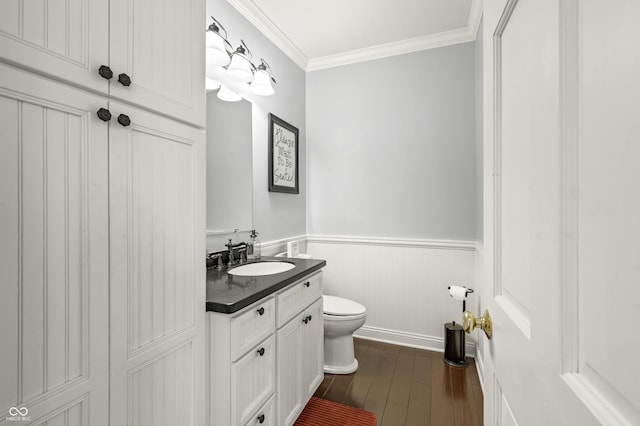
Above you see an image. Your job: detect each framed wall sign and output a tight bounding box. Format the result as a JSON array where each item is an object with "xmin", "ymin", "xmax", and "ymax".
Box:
[{"xmin": 268, "ymin": 113, "xmax": 299, "ymax": 194}]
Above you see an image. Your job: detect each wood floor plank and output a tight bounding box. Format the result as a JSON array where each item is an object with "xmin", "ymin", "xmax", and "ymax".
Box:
[
  {"xmin": 406, "ymin": 381, "xmax": 431, "ymax": 426},
  {"xmin": 316, "ymin": 340, "xmax": 482, "ymax": 426},
  {"xmin": 381, "ymin": 401, "xmax": 408, "ymax": 426},
  {"xmin": 450, "ymin": 366, "xmax": 481, "ymax": 426},
  {"xmin": 430, "ymin": 359, "xmax": 455, "ymax": 426}
]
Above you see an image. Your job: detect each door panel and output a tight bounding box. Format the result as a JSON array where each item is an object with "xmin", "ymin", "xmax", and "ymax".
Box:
[
  {"xmin": 482, "ymin": 0, "xmax": 640, "ymax": 424},
  {"xmin": 0, "ymin": 0, "xmax": 109, "ymax": 93},
  {"xmin": 109, "ymin": 0, "xmax": 205, "ymax": 126},
  {"xmin": 109, "ymin": 100, "xmax": 205, "ymax": 426},
  {"xmin": 0, "ymin": 63, "xmax": 108, "ymax": 425}
]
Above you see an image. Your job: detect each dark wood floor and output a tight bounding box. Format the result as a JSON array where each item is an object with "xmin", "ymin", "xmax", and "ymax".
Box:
[{"xmin": 314, "ymin": 338, "xmax": 483, "ymax": 426}]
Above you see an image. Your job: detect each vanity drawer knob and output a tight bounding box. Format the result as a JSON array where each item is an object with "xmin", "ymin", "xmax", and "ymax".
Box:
[
  {"xmin": 257, "ymin": 307, "xmax": 265, "ymax": 316},
  {"xmin": 304, "ymin": 281, "xmax": 310, "ymax": 288},
  {"xmin": 257, "ymin": 414, "xmax": 265, "ymax": 424},
  {"xmin": 257, "ymin": 347, "xmax": 265, "ymax": 356}
]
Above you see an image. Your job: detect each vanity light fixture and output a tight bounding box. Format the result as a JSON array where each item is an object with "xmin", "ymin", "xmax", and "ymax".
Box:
[
  {"xmin": 250, "ymin": 59, "xmax": 276, "ymax": 96},
  {"xmin": 205, "ymin": 16, "xmax": 277, "ymax": 100},
  {"xmin": 217, "ymin": 85, "xmax": 242, "ymax": 102},
  {"xmin": 206, "ymin": 17, "xmax": 232, "ymax": 67},
  {"xmin": 227, "ymin": 40, "xmax": 255, "ymax": 83}
]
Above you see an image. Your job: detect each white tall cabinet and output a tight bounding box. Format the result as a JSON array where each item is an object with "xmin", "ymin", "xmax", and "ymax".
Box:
[{"xmin": 0, "ymin": 1, "xmax": 206, "ymax": 425}]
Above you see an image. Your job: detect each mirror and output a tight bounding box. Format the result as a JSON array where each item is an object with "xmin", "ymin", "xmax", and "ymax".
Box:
[{"xmin": 206, "ymin": 94, "xmax": 253, "ymax": 235}]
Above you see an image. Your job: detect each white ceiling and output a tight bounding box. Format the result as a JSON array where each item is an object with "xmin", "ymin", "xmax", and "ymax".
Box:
[{"xmin": 227, "ymin": 0, "xmax": 482, "ymax": 71}]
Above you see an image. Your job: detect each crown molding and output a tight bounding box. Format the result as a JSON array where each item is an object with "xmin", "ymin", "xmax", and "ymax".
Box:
[
  {"xmin": 228, "ymin": 0, "xmax": 483, "ymax": 72},
  {"xmin": 306, "ymin": 27, "xmax": 476, "ymax": 71},
  {"xmin": 226, "ymin": 0, "xmax": 309, "ymax": 70}
]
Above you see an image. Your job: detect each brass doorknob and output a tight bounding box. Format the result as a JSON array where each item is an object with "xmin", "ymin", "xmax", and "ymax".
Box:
[{"xmin": 462, "ymin": 309, "xmax": 492, "ymax": 339}]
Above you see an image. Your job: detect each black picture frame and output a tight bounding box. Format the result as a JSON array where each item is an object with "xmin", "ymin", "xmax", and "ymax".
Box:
[{"xmin": 268, "ymin": 113, "xmax": 299, "ymax": 194}]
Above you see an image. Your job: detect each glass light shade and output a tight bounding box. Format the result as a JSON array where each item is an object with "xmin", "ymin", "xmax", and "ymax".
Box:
[
  {"xmin": 206, "ymin": 78, "xmax": 221, "ymax": 91},
  {"xmin": 227, "ymin": 54, "xmax": 254, "ymax": 83},
  {"xmin": 250, "ymin": 69, "xmax": 275, "ymax": 96},
  {"xmin": 206, "ymin": 43, "xmax": 230, "ymax": 67},
  {"xmin": 217, "ymin": 85, "xmax": 241, "ymax": 102}
]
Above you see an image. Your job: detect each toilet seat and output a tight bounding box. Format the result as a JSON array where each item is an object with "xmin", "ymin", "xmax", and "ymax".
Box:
[{"xmin": 323, "ymin": 295, "xmax": 366, "ymax": 316}]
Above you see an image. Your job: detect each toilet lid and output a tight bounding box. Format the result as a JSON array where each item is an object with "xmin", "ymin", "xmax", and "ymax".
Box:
[{"xmin": 323, "ymin": 295, "xmax": 366, "ymax": 316}]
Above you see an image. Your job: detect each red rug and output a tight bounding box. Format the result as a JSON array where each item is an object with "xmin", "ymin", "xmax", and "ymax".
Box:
[{"xmin": 294, "ymin": 397, "xmax": 377, "ymax": 426}]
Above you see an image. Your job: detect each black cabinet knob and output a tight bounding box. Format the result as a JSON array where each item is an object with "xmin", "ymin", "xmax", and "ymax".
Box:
[
  {"xmin": 304, "ymin": 281, "xmax": 310, "ymax": 288},
  {"xmin": 117, "ymin": 114, "xmax": 131, "ymax": 127},
  {"xmin": 257, "ymin": 347, "xmax": 265, "ymax": 356},
  {"xmin": 303, "ymin": 317, "xmax": 308, "ymax": 324},
  {"xmin": 257, "ymin": 307, "xmax": 265, "ymax": 316},
  {"xmin": 307, "ymin": 315, "xmax": 312, "ymax": 322},
  {"xmin": 118, "ymin": 73, "xmax": 132, "ymax": 87},
  {"xmin": 257, "ymin": 414, "xmax": 265, "ymax": 424},
  {"xmin": 98, "ymin": 65, "xmax": 113, "ymax": 80},
  {"xmin": 96, "ymin": 108, "xmax": 112, "ymax": 122}
]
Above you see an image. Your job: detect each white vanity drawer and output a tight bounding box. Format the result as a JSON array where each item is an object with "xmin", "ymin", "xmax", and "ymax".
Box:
[
  {"xmin": 232, "ymin": 336, "xmax": 275, "ymax": 426},
  {"xmin": 276, "ymin": 271, "xmax": 322, "ymax": 328},
  {"xmin": 244, "ymin": 395, "xmax": 275, "ymax": 426},
  {"xmin": 231, "ymin": 297, "xmax": 275, "ymax": 361}
]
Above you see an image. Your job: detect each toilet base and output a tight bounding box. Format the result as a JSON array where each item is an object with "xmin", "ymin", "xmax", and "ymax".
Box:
[{"xmin": 324, "ymin": 358, "xmax": 359, "ymax": 375}]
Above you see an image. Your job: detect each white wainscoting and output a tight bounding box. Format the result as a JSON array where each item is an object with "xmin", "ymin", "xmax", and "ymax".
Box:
[{"xmin": 306, "ymin": 236, "xmax": 479, "ymax": 356}]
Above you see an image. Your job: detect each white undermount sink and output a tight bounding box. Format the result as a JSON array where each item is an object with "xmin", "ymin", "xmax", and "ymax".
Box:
[{"xmin": 228, "ymin": 261, "xmax": 295, "ymax": 276}]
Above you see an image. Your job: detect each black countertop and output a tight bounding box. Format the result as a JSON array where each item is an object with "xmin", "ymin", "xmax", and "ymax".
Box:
[{"xmin": 206, "ymin": 256, "xmax": 327, "ymax": 314}]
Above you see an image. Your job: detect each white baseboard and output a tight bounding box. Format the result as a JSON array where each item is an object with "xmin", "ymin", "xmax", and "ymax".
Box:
[{"xmin": 354, "ymin": 325, "xmax": 476, "ymax": 358}]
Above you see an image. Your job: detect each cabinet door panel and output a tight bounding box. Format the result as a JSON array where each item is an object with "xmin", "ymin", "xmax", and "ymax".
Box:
[
  {"xmin": 0, "ymin": 0, "xmax": 109, "ymax": 93},
  {"xmin": 277, "ymin": 314, "xmax": 303, "ymax": 426},
  {"xmin": 232, "ymin": 336, "xmax": 275, "ymax": 425},
  {"xmin": 109, "ymin": 100, "xmax": 205, "ymax": 426},
  {"xmin": 0, "ymin": 63, "xmax": 108, "ymax": 425},
  {"xmin": 302, "ymin": 298, "xmax": 324, "ymax": 399},
  {"xmin": 109, "ymin": 0, "xmax": 205, "ymax": 126}
]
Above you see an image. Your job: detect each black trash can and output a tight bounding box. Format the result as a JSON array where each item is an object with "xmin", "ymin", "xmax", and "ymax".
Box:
[{"xmin": 443, "ymin": 321, "xmax": 468, "ymax": 367}]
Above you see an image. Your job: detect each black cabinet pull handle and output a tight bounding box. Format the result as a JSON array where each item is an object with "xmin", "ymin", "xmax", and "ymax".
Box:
[
  {"xmin": 257, "ymin": 347, "xmax": 265, "ymax": 356},
  {"xmin": 96, "ymin": 108, "xmax": 112, "ymax": 122},
  {"xmin": 303, "ymin": 317, "xmax": 308, "ymax": 324},
  {"xmin": 98, "ymin": 65, "xmax": 113, "ymax": 80},
  {"xmin": 257, "ymin": 307, "xmax": 265, "ymax": 316},
  {"xmin": 118, "ymin": 73, "xmax": 132, "ymax": 87},
  {"xmin": 304, "ymin": 281, "xmax": 310, "ymax": 287},
  {"xmin": 117, "ymin": 114, "xmax": 131, "ymax": 127},
  {"xmin": 257, "ymin": 414, "xmax": 265, "ymax": 424},
  {"xmin": 307, "ymin": 315, "xmax": 312, "ymax": 322}
]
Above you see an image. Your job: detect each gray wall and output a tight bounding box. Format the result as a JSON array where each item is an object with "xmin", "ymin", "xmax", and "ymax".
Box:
[
  {"xmin": 306, "ymin": 43, "xmax": 477, "ymax": 241},
  {"xmin": 207, "ymin": 0, "xmax": 307, "ymax": 245}
]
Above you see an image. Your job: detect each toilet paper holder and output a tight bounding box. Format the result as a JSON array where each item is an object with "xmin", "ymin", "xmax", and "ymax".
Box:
[{"xmin": 462, "ymin": 309, "xmax": 492, "ymax": 339}]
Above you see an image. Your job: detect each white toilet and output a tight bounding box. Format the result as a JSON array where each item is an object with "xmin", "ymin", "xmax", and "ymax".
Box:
[{"xmin": 322, "ymin": 295, "xmax": 367, "ymax": 374}]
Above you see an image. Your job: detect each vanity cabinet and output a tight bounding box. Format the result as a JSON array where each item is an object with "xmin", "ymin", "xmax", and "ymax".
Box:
[
  {"xmin": 208, "ymin": 271, "xmax": 324, "ymax": 426},
  {"xmin": 0, "ymin": 0, "xmax": 205, "ymax": 126}
]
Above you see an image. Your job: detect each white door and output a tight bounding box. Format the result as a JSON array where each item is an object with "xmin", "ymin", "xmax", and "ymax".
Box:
[
  {"xmin": 481, "ymin": 0, "xmax": 640, "ymax": 424},
  {"xmin": 109, "ymin": 100, "xmax": 206, "ymax": 426},
  {"xmin": 109, "ymin": 0, "xmax": 205, "ymax": 127},
  {"xmin": 0, "ymin": 64, "xmax": 109, "ymax": 425}
]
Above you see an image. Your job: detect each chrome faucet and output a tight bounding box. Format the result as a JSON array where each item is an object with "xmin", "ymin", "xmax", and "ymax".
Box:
[{"xmin": 226, "ymin": 239, "xmax": 235, "ymax": 266}]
